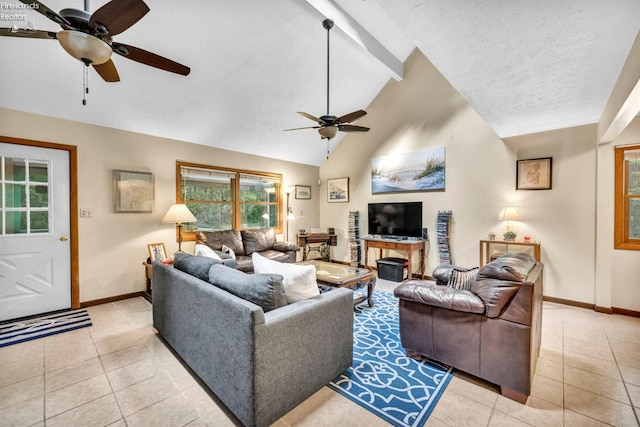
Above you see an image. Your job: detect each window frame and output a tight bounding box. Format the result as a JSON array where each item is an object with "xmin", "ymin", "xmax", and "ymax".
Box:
[
  {"xmin": 614, "ymin": 144, "xmax": 640, "ymax": 250},
  {"xmin": 176, "ymin": 161, "xmax": 283, "ymax": 242}
]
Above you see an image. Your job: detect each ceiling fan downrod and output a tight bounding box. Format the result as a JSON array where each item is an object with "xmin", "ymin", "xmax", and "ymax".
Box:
[{"xmin": 323, "ymin": 19, "xmax": 333, "ymax": 115}]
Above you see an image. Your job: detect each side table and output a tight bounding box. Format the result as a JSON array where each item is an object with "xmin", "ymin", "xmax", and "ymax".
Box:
[
  {"xmin": 143, "ymin": 260, "xmax": 173, "ymax": 301},
  {"xmin": 479, "ymin": 239, "xmax": 540, "ymax": 267}
]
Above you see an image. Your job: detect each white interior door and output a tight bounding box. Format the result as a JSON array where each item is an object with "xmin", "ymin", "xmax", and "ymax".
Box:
[{"xmin": 0, "ymin": 143, "xmax": 71, "ymax": 322}]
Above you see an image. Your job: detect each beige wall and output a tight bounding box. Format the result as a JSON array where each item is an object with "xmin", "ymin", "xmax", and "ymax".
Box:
[
  {"xmin": 319, "ymin": 48, "xmax": 638, "ymax": 311},
  {"xmin": 0, "ymin": 108, "xmax": 320, "ymax": 302}
]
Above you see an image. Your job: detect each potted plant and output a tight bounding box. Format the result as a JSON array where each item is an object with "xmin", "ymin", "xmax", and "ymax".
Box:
[{"xmin": 503, "ymin": 231, "xmax": 517, "ymax": 241}]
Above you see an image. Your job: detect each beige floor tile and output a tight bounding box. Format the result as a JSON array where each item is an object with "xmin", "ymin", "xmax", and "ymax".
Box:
[
  {"xmin": 125, "ymin": 393, "xmax": 199, "ymax": 427},
  {"xmin": 564, "ymin": 337, "xmax": 615, "ymax": 363},
  {"xmin": 44, "ymin": 343, "xmax": 99, "ymax": 372},
  {"xmin": 113, "ymin": 297, "xmax": 151, "ymax": 314},
  {"xmin": 46, "ymin": 394, "xmax": 122, "ymax": 427},
  {"xmin": 338, "ymin": 404, "xmax": 393, "ymax": 426},
  {"xmin": 0, "ymin": 375, "xmax": 43, "ymax": 410},
  {"xmin": 488, "ymin": 410, "xmax": 533, "ymax": 427},
  {"xmin": 106, "ymin": 357, "xmax": 162, "ymax": 391},
  {"xmin": 95, "ymin": 327, "xmax": 155, "ymax": 357},
  {"xmin": 430, "ymin": 388, "xmax": 493, "ymax": 426},
  {"xmin": 564, "ymin": 364, "xmax": 629, "ymax": 404},
  {"xmin": 45, "ymin": 373, "xmax": 112, "ymax": 418},
  {"xmin": 609, "ymin": 339, "xmax": 640, "ymax": 370},
  {"xmin": 281, "ymin": 387, "xmax": 358, "ymax": 426},
  {"xmin": 182, "ymin": 384, "xmax": 221, "ymax": 417},
  {"xmin": 563, "ymin": 409, "xmax": 611, "ymax": 426},
  {"xmin": 494, "ymin": 395, "xmax": 563, "ymax": 427},
  {"xmin": 193, "ymin": 406, "xmax": 239, "ymax": 427},
  {"xmin": 44, "ymin": 327, "xmax": 93, "ymax": 356},
  {"xmin": 124, "ymin": 311, "xmax": 153, "ymax": 329},
  {"xmin": 620, "ymin": 364, "xmax": 640, "ymax": 387},
  {"xmin": 114, "ymin": 372, "xmax": 180, "ymax": 417},
  {"xmin": 88, "ymin": 321, "xmax": 132, "ymax": 343},
  {"xmin": 531, "ymin": 374, "xmax": 563, "ymax": 406},
  {"xmin": 100, "ymin": 342, "xmax": 153, "ymax": 372},
  {"xmin": 0, "ymin": 395, "xmax": 43, "ymax": 427},
  {"xmin": 0, "ymin": 356, "xmax": 44, "ymax": 388},
  {"xmin": 446, "ymin": 374, "xmax": 499, "ymax": 408},
  {"xmin": 535, "ymin": 357, "xmax": 563, "ymax": 382},
  {"xmin": 0, "ymin": 339, "xmax": 44, "ymax": 365},
  {"xmin": 564, "ymin": 383, "xmax": 637, "ymax": 426},
  {"xmin": 423, "ymin": 415, "xmax": 453, "ymax": 426},
  {"xmin": 106, "ymin": 419, "xmax": 127, "ymax": 427},
  {"xmin": 627, "ymin": 383, "xmax": 640, "ymax": 409},
  {"xmin": 563, "ymin": 349, "xmax": 622, "ymax": 380},
  {"xmin": 45, "ymin": 356, "xmax": 104, "ymax": 393}
]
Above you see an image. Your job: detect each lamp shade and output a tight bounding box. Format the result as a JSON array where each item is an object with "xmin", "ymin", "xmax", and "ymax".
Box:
[
  {"xmin": 57, "ymin": 30, "xmax": 113, "ymax": 65},
  {"xmin": 498, "ymin": 206, "xmax": 522, "ymax": 221},
  {"xmin": 162, "ymin": 204, "xmax": 197, "ymax": 224}
]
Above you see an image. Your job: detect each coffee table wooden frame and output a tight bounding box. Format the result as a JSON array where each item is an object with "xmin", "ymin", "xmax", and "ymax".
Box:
[{"xmin": 297, "ymin": 260, "xmax": 377, "ymax": 307}]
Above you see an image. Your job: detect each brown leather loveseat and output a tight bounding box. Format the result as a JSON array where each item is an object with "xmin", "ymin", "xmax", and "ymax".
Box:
[
  {"xmin": 394, "ymin": 252, "xmax": 543, "ymax": 403},
  {"xmin": 196, "ymin": 227, "xmax": 299, "ymax": 273}
]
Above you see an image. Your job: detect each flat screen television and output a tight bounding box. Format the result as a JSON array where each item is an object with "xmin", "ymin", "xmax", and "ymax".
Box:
[{"xmin": 367, "ymin": 202, "xmax": 423, "ymax": 239}]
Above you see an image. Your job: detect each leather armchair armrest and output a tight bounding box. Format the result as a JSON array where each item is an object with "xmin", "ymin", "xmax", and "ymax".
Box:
[
  {"xmin": 273, "ymin": 241, "xmax": 300, "ymax": 252},
  {"xmin": 394, "ymin": 280, "xmax": 485, "ymax": 314}
]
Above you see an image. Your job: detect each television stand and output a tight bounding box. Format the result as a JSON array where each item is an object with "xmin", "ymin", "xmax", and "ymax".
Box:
[{"xmin": 364, "ymin": 237, "xmax": 426, "ymax": 280}]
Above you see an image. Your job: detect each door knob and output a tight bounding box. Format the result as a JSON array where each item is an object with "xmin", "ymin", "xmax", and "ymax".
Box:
[{"xmin": 60, "ymin": 236, "xmax": 68, "ymax": 242}]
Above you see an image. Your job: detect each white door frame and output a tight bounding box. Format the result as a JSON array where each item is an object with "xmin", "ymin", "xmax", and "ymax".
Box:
[{"xmin": 1, "ymin": 136, "xmax": 79, "ymax": 309}]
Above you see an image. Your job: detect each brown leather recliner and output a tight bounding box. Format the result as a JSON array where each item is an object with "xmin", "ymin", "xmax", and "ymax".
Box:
[
  {"xmin": 196, "ymin": 227, "xmax": 299, "ymax": 273},
  {"xmin": 394, "ymin": 252, "xmax": 543, "ymax": 403}
]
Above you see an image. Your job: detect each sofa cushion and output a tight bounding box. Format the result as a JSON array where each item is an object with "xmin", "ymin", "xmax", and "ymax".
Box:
[
  {"xmin": 447, "ymin": 267, "xmax": 479, "ymax": 291},
  {"xmin": 252, "ymin": 253, "xmax": 320, "ymax": 303},
  {"xmin": 241, "ymin": 228, "xmax": 277, "ymax": 256},
  {"xmin": 196, "ymin": 230, "xmax": 245, "ymax": 256},
  {"xmin": 173, "ymin": 252, "xmax": 220, "ymax": 281},
  {"xmin": 208, "ymin": 264, "xmax": 288, "ymax": 312},
  {"xmin": 432, "ymin": 264, "xmax": 457, "ymax": 286},
  {"xmin": 394, "ymin": 280, "xmax": 485, "ymax": 314},
  {"xmin": 194, "ymin": 244, "xmax": 221, "ymax": 260}
]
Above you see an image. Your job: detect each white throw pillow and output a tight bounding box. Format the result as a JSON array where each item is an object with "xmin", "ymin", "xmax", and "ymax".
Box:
[
  {"xmin": 221, "ymin": 244, "xmax": 236, "ymax": 259},
  {"xmin": 252, "ymin": 253, "xmax": 319, "ymax": 303},
  {"xmin": 194, "ymin": 244, "xmax": 222, "ymax": 260}
]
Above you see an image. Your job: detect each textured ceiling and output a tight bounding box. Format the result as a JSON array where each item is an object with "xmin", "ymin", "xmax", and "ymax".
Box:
[{"xmin": 0, "ymin": 0, "xmax": 638, "ymax": 166}]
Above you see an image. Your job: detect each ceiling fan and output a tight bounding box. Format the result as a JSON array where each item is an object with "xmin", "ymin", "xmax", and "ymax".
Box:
[
  {"xmin": 0, "ymin": 0, "xmax": 190, "ymax": 82},
  {"xmin": 285, "ymin": 18, "xmax": 369, "ymax": 141}
]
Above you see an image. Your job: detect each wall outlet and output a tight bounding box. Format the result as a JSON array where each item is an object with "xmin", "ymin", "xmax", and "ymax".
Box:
[{"xmin": 79, "ymin": 208, "xmax": 92, "ymax": 218}]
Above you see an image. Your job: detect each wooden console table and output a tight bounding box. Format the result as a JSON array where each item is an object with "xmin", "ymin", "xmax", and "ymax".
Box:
[
  {"xmin": 296, "ymin": 233, "xmax": 337, "ymax": 261},
  {"xmin": 364, "ymin": 238, "xmax": 426, "ymax": 280},
  {"xmin": 479, "ymin": 239, "xmax": 541, "ymax": 267}
]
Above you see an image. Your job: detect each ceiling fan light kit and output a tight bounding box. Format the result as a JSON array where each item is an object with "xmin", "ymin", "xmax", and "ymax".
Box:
[
  {"xmin": 285, "ymin": 18, "xmax": 370, "ymax": 150},
  {"xmin": 57, "ymin": 30, "xmax": 112, "ymax": 65}
]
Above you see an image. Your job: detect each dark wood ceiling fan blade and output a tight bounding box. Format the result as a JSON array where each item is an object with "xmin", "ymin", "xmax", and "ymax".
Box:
[
  {"xmin": 89, "ymin": 0, "xmax": 150, "ymax": 36},
  {"xmin": 337, "ymin": 110, "xmax": 367, "ymax": 124},
  {"xmin": 93, "ymin": 59, "xmax": 120, "ymax": 82},
  {"xmin": 19, "ymin": 0, "xmax": 71, "ymax": 27},
  {"xmin": 0, "ymin": 28, "xmax": 57, "ymax": 39},
  {"xmin": 339, "ymin": 125, "xmax": 370, "ymax": 132},
  {"xmin": 112, "ymin": 42, "xmax": 190, "ymax": 75},
  {"xmin": 284, "ymin": 126, "xmax": 321, "ymax": 131},
  {"xmin": 297, "ymin": 112, "xmax": 324, "ymax": 124}
]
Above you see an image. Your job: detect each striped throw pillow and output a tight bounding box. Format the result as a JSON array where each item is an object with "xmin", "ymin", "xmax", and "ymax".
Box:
[{"xmin": 447, "ymin": 267, "xmax": 479, "ymax": 291}]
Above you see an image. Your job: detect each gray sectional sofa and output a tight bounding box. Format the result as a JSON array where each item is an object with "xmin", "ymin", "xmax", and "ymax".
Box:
[{"xmin": 152, "ymin": 253, "xmax": 354, "ymax": 427}]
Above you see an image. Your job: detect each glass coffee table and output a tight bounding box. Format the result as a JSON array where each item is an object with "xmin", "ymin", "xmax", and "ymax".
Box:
[{"xmin": 297, "ymin": 260, "xmax": 376, "ymax": 307}]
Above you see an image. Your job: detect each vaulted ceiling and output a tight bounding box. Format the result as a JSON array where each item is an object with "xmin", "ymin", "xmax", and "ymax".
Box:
[{"xmin": 1, "ymin": 0, "xmax": 638, "ymax": 166}]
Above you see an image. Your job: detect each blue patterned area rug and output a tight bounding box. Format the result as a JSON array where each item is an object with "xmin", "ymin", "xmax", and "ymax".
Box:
[
  {"xmin": 329, "ymin": 291, "xmax": 452, "ymax": 427},
  {"xmin": 0, "ymin": 308, "xmax": 92, "ymax": 348}
]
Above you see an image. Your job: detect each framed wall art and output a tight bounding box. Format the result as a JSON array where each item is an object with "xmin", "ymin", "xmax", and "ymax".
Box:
[
  {"xmin": 328, "ymin": 177, "xmax": 349, "ymax": 202},
  {"xmin": 147, "ymin": 243, "xmax": 167, "ymax": 262},
  {"xmin": 371, "ymin": 146, "xmax": 446, "ymax": 194},
  {"xmin": 516, "ymin": 157, "xmax": 552, "ymax": 190},
  {"xmin": 295, "ymin": 185, "xmax": 311, "ymax": 199},
  {"xmin": 114, "ymin": 170, "xmax": 154, "ymax": 212}
]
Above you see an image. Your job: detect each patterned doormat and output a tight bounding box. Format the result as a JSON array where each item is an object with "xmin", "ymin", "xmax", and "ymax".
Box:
[
  {"xmin": 329, "ymin": 291, "xmax": 452, "ymax": 427},
  {"xmin": 0, "ymin": 308, "xmax": 92, "ymax": 348}
]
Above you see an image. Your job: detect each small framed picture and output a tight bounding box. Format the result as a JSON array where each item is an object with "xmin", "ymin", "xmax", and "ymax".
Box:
[
  {"xmin": 328, "ymin": 177, "xmax": 349, "ymax": 203},
  {"xmin": 295, "ymin": 185, "xmax": 311, "ymax": 199},
  {"xmin": 516, "ymin": 157, "xmax": 552, "ymax": 190},
  {"xmin": 148, "ymin": 243, "xmax": 167, "ymax": 262},
  {"xmin": 114, "ymin": 170, "xmax": 154, "ymax": 212}
]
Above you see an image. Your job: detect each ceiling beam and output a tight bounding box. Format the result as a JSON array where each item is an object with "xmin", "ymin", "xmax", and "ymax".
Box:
[
  {"xmin": 598, "ymin": 31, "xmax": 640, "ymax": 144},
  {"xmin": 302, "ymin": 0, "xmax": 406, "ymax": 80}
]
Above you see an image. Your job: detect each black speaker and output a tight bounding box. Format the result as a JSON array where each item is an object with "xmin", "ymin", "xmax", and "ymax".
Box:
[
  {"xmin": 422, "ymin": 228, "xmax": 429, "ymax": 240},
  {"xmin": 328, "ymin": 227, "xmax": 335, "ymax": 234}
]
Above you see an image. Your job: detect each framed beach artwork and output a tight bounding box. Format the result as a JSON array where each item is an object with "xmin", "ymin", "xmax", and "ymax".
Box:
[
  {"xmin": 516, "ymin": 157, "xmax": 552, "ymax": 190},
  {"xmin": 371, "ymin": 146, "xmax": 446, "ymax": 194},
  {"xmin": 114, "ymin": 170, "xmax": 154, "ymax": 212},
  {"xmin": 328, "ymin": 177, "xmax": 349, "ymax": 202}
]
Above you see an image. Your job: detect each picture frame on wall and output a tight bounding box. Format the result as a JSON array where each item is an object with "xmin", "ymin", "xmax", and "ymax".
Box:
[
  {"xmin": 295, "ymin": 185, "xmax": 311, "ymax": 199},
  {"xmin": 114, "ymin": 170, "xmax": 154, "ymax": 212},
  {"xmin": 516, "ymin": 157, "xmax": 552, "ymax": 190},
  {"xmin": 328, "ymin": 177, "xmax": 349, "ymax": 202},
  {"xmin": 147, "ymin": 243, "xmax": 167, "ymax": 262}
]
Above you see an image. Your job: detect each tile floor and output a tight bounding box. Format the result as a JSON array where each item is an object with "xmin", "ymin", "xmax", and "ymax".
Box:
[{"xmin": 1, "ymin": 278, "xmax": 640, "ymax": 426}]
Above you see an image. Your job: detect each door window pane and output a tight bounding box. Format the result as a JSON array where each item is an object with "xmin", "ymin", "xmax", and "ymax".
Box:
[
  {"xmin": 29, "ymin": 161, "xmax": 49, "ymax": 183},
  {"xmin": 30, "ymin": 185, "xmax": 49, "ymax": 208},
  {"xmin": 30, "ymin": 211, "xmax": 49, "ymax": 233},
  {"xmin": 5, "ymin": 158, "xmax": 26, "ymax": 181},
  {"xmin": 5, "ymin": 211, "xmax": 27, "ymax": 234},
  {"xmin": 5, "ymin": 183, "xmax": 26, "ymax": 208}
]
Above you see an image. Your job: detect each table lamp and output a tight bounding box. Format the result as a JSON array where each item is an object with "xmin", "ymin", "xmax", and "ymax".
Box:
[
  {"xmin": 498, "ymin": 206, "xmax": 521, "ymax": 241},
  {"xmin": 162, "ymin": 204, "xmax": 197, "ymax": 252}
]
